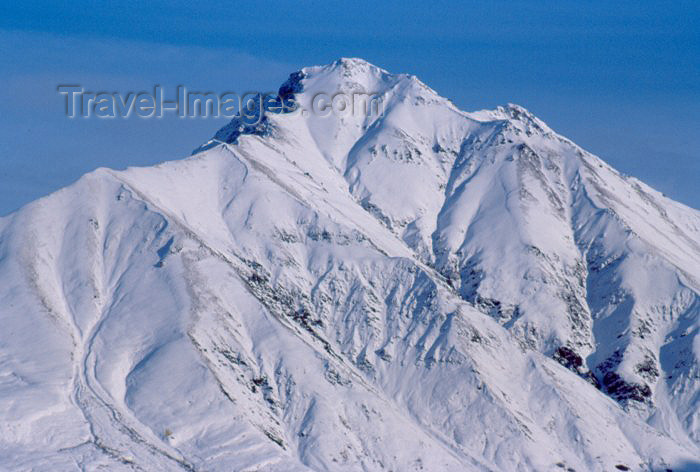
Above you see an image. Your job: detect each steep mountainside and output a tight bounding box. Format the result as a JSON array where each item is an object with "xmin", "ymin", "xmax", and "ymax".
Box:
[{"xmin": 1, "ymin": 58, "xmax": 699, "ymax": 471}]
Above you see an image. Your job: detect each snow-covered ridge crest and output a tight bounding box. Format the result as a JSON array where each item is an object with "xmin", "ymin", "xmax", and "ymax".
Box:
[
  {"xmin": 1, "ymin": 58, "xmax": 699, "ymax": 471},
  {"xmin": 288, "ymin": 57, "xmax": 430, "ymax": 97}
]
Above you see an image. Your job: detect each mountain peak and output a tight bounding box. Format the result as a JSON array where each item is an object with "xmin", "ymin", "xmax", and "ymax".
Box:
[
  {"xmin": 318, "ymin": 57, "xmax": 390, "ymax": 77},
  {"xmin": 3, "ymin": 57, "xmax": 700, "ymax": 472},
  {"xmin": 332, "ymin": 56, "xmax": 380, "ymax": 69},
  {"xmin": 466, "ymin": 102, "xmax": 555, "ymax": 137},
  {"xmin": 277, "ymin": 58, "xmax": 441, "ymax": 103},
  {"xmin": 286, "ymin": 57, "xmax": 397, "ymax": 98},
  {"xmin": 275, "ymin": 61, "xmax": 552, "ymax": 132}
]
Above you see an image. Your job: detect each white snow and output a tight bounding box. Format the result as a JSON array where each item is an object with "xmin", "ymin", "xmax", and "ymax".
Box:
[{"xmin": 0, "ymin": 58, "xmax": 699, "ymax": 471}]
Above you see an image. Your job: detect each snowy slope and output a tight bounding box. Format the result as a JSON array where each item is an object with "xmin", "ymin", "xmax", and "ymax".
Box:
[{"xmin": 1, "ymin": 58, "xmax": 699, "ymax": 471}]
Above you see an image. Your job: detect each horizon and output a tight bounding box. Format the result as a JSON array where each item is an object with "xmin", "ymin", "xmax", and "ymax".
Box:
[{"xmin": 1, "ymin": 2, "xmax": 698, "ymax": 215}]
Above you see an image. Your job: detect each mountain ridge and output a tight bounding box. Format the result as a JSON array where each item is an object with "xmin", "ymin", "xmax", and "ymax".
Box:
[{"xmin": 1, "ymin": 58, "xmax": 699, "ymax": 471}]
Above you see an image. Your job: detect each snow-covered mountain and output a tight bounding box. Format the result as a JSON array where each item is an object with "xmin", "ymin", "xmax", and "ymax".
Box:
[{"xmin": 1, "ymin": 58, "xmax": 699, "ymax": 471}]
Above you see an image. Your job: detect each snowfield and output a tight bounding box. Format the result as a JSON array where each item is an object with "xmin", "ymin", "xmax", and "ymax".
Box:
[{"xmin": 1, "ymin": 58, "xmax": 699, "ymax": 471}]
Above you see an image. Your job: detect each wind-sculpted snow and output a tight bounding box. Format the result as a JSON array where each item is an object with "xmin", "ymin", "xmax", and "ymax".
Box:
[{"xmin": 1, "ymin": 58, "xmax": 699, "ymax": 471}]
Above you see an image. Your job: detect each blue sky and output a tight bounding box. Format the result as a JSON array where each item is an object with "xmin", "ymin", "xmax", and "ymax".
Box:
[{"xmin": 1, "ymin": 1, "xmax": 698, "ymax": 215}]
